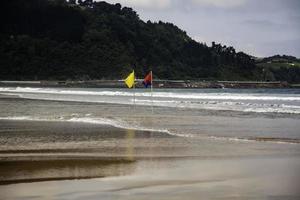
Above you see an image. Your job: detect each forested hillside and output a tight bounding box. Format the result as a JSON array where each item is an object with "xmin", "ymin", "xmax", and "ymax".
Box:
[
  {"xmin": 256, "ymin": 55, "xmax": 300, "ymax": 83},
  {"xmin": 0, "ymin": 0, "xmax": 298, "ymax": 83}
]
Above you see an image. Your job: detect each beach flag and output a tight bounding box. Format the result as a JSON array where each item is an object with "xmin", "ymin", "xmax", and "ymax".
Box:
[
  {"xmin": 124, "ymin": 70, "xmax": 135, "ymax": 88},
  {"xmin": 143, "ymin": 71, "xmax": 152, "ymax": 88}
]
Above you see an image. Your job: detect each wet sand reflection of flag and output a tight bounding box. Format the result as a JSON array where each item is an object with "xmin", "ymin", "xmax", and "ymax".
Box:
[{"xmin": 126, "ymin": 129, "xmax": 136, "ymax": 161}]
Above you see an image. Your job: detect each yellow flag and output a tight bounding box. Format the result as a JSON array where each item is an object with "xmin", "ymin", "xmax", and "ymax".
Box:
[{"xmin": 124, "ymin": 70, "xmax": 135, "ymax": 88}]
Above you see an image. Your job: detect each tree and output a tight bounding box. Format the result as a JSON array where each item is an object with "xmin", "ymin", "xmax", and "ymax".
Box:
[{"xmin": 0, "ymin": 0, "xmax": 267, "ymax": 82}]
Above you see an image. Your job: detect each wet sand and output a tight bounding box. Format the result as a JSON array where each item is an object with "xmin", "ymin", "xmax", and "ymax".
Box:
[
  {"xmin": 1, "ymin": 156, "xmax": 300, "ymax": 200},
  {"xmin": 0, "ymin": 159, "xmax": 135, "ymax": 185},
  {"xmin": 1, "ymin": 120, "xmax": 300, "ymax": 199}
]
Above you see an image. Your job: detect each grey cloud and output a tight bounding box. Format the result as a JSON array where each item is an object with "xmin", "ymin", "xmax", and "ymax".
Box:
[
  {"xmin": 244, "ymin": 20, "xmax": 278, "ymax": 27},
  {"xmin": 262, "ymin": 38, "xmax": 300, "ymax": 57},
  {"xmin": 98, "ymin": 0, "xmax": 171, "ymax": 10},
  {"xmin": 190, "ymin": 0, "xmax": 247, "ymax": 8}
]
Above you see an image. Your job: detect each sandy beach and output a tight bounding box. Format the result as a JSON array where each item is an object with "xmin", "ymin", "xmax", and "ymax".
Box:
[
  {"xmin": 1, "ymin": 156, "xmax": 300, "ymax": 199},
  {"xmin": 1, "ymin": 0, "xmax": 300, "ymax": 198},
  {"xmin": 1, "ymin": 120, "xmax": 300, "ymax": 199},
  {"xmin": 1, "ymin": 87, "xmax": 300, "ymax": 199}
]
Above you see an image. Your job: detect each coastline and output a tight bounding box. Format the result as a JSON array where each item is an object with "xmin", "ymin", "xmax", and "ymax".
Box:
[
  {"xmin": 0, "ymin": 80, "xmax": 291, "ymax": 89},
  {"xmin": 0, "ymin": 86, "xmax": 300, "ymax": 199},
  {"xmin": 1, "ymin": 118, "xmax": 299, "ymax": 186}
]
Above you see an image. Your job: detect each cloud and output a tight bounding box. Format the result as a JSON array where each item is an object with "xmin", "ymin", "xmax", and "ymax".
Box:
[
  {"xmin": 243, "ymin": 19, "xmax": 280, "ymax": 29},
  {"xmin": 262, "ymin": 38, "xmax": 300, "ymax": 57},
  {"xmin": 103, "ymin": 0, "xmax": 171, "ymax": 10},
  {"xmin": 191, "ymin": 0, "xmax": 247, "ymax": 8}
]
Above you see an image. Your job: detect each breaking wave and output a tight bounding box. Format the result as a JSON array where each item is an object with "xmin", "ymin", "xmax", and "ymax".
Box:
[
  {"xmin": 0, "ymin": 116, "xmax": 176, "ymax": 137},
  {"xmin": 1, "ymin": 87, "xmax": 300, "ymax": 114},
  {"xmin": 1, "ymin": 87, "xmax": 300, "ymax": 101},
  {"xmin": 0, "ymin": 116, "xmax": 298, "ymax": 144}
]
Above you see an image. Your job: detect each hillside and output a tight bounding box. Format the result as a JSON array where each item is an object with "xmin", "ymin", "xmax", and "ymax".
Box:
[
  {"xmin": 0, "ymin": 0, "xmax": 298, "ymax": 83},
  {"xmin": 256, "ymin": 55, "xmax": 300, "ymax": 83}
]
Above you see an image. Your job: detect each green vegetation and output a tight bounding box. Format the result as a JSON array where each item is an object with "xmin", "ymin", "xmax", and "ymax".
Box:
[
  {"xmin": 0, "ymin": 0, "xmax": 298, "ymax": 83},
  {"xmin": 256, "ymin": 55, "xmax": 300, "ymax": 83}
]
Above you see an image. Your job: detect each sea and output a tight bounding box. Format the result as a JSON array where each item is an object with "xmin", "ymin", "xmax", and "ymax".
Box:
[
  {"xmin": 1, "ymin": 87, "xmax": 300, "ymax": 199},
  {"xmin": 0, "ymin": 87, "xmax": 300, "ymax": 142}
]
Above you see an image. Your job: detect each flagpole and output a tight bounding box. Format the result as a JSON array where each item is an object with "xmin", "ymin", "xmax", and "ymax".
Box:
[
  {"xmin": 150, "ymin": 70, "xmax": 153, "ymax": 114},
  {"xmin": 133, "ymin": 71, "xmax": 136, "ymax": 111}
]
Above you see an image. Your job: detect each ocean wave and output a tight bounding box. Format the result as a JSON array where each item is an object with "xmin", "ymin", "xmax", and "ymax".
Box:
[
  {"xmin": 1, "ymin": 87, "xmax": 300, "ymax": 101},
  {"xmin": 0, "ymin": 116, "xmax": 175, "ymax": 137},
  {"xmin": 0, "ymin": 116, "xmax": 298, "ymax": 144},
  {"xmin": 1, "ymin": 87, "xmax": 300, "ymax": 114},
  {"xmin": 207, "ymin": 136, "xmax": 300, "ymax": 144},
  {"xmin": 3, "ymin": 95, "xmax": 300, "ymax": 114}
]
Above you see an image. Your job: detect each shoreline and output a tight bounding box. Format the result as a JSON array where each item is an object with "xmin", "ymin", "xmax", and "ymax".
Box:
[
  {"xmin": 1, "ymin": 90, "xmax": 300, "ymax": 199},
  {"xmin": 1, "ymin": 116, "xmax": 300, "ymax": 145},
  {"xmin": 0, "ymin": 120, "xmax": 299, "ymax": 199},
  {"xmin": 0, "ymin": 80, "xmax": 291, "ymax": 89}
]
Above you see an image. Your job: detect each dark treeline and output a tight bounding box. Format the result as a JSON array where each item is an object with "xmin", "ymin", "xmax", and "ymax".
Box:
[{"xmin": 0, "ymin": 0, "xmax": 295, "ymax": 82}]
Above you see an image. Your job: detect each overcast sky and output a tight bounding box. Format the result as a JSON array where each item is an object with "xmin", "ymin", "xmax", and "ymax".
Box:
[{"xmin": 102, "ymin": 0, "xmax": 300, "ymax": 58}]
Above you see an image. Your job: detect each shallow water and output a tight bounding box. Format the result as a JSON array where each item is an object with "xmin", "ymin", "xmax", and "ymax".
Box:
[{"xmin": 0, "ymin": 87, "xmax": 300, "ymax": 199}]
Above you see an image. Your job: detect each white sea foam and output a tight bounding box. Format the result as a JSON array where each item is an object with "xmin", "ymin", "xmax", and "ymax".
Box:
[
  {"xmin": 0, "ymin": 116, "xmax": 175, "ymax": 137},
  {"xmin": 1, "ymin": 116, "xmax": 299, "ymax": 144},
  {"xmin": 207, "ymin": 136, "xmax": 298, "ymax": 145},
  {"xmin": 207, "ymin": 136, "xmax": 255, "ymax": 143},
  {"xmin": 1, "ymin": 87, "xmax": 300, "ymax": 114},
  {"xmin": 1, "ymin": 87, "xmax": 300, "ymax": 101}
]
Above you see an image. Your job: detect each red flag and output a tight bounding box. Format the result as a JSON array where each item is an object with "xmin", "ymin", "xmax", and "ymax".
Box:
[{"xmin": 143, "ymin": 71, "xmax": 152, "ymax": 88}]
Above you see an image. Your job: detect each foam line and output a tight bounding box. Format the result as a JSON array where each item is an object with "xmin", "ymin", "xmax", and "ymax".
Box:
[
  {"xmin": 1, "ymin": 87, "xmax": 300, "ymax": 101},
  {"xmin": 0, "ymin": 116, "xmax": 298, "ymax": 144},
  {"xmin": 1, "ymin": 87, "xmax": 300, "ymax": 114}
]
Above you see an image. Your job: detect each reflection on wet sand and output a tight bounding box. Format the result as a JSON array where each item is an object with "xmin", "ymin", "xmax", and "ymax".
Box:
[
  {"xmin": 0, "ymin": 158, "xmax": 136, "ymax": 185},
  {"xmin": 0, "ymin": 129, "xmax": 140, "ymax": 185},
  {"xmin": 125, "ymin": 129, "xmax": 136, "ymax": 161}
]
